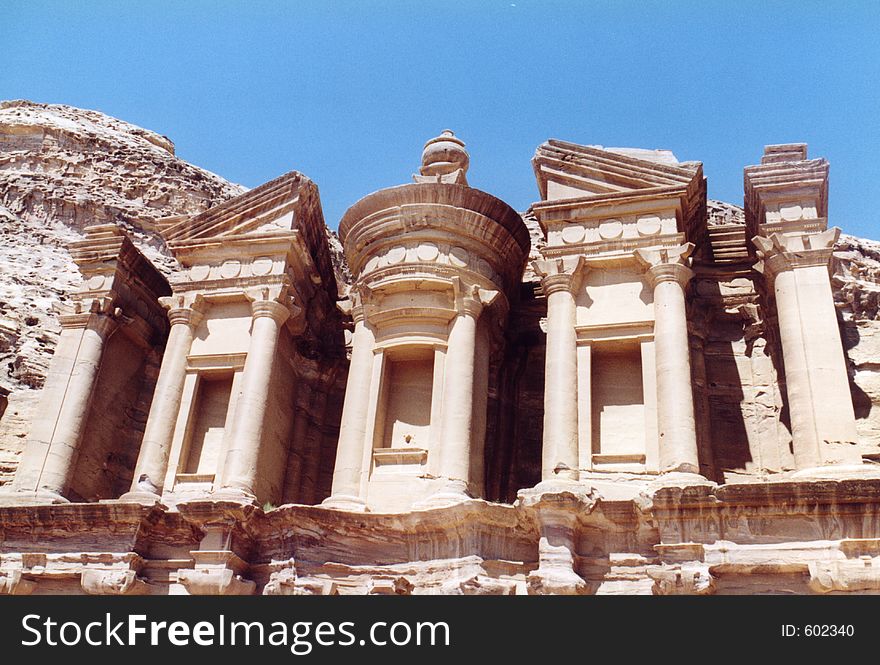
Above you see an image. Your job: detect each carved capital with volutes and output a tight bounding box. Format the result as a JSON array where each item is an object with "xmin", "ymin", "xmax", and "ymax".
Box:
[
  {"xmin": 454, "ymin": 279, "xmax": 499, "ymax": 318},
  {"xmin": 635, "ymin": 243, "xmax": 695, "ymax": 289},
  {"xmin": 245, "ymin": 286, "xmax": 301, "ymax": 329},
  {"xmin": 161, "ymin": 293, "xmax": 206, "ymax": 328},
  {"xmin": 337, "ymin": 284, "xmax": 374, "ymax": 324},
  {"xmin": 752, "ymin": 227, "xmax": 839, "ymax": 280},
  {"xmin": 532, "ymin": 256, "xmax": 587, "ymax": 296}
]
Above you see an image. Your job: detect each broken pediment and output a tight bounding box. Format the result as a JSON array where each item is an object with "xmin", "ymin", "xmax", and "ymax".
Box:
[
  {"xmin": 160, "ymin": 170, "xmax": 338, "ymax": 296},
  {"xmin": 532, "ymin": 139, "xmax": 703, "ymax": 203},
  {"xmin": 162, "ymin": 171, "xmax": 313, "ymax": 242}
]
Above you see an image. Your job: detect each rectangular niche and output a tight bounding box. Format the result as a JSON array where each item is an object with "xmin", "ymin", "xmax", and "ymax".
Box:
[
  {"xmin": 381, "ymin": 353, "xmax": 433, "ymax": 449},
  {"xmin": 182, "ymin": 372, "xmax": 234, "ymax": 477},
  {"xmin": 372, "ymin": 348, "xmax": 434, "ymax": 474},
  {"xmin": 591, "ymin": 342, "xmax": 647, "ymax": 466}
]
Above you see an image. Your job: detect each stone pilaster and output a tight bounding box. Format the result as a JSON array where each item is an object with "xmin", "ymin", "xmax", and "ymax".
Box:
[
  {"xmin": 11, "ymin": 309, "xmax": 117, "ymax": 502},
  {"xmin": 121, "ymin": 297, "xmax": 204, "ymax": 502},
  {"xmin": 754, "ymin": 229, "xmax": 861, "ymax": 469},
  {"xmin": 534, "ymin": 257, "xmax": 585, "ymax": 481},
  {"xmin": 636, "ymin": 244, "xmax": 701, "ymax": 475}
]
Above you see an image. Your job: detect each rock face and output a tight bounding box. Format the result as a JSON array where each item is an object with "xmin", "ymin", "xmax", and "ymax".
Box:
[
  {"xmin": 0, "ymin": 100, "xmax": 245, "ymax": 483},
  {"xmin": 834, "ymin": 234, "xmax": 880, "ymax": 455}
]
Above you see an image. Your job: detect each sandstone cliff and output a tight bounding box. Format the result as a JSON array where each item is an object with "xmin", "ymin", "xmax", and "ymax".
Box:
[
  {"xmin": 0, "ymin": 100, "xmax": 247, "ymax": 482},
  {"xmin": 835, "ymin": 233, "xmax": 880, "ymax": 452}
]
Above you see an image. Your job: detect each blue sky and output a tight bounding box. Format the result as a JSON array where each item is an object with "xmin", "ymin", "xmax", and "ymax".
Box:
[{"xmin": 3, "ymin": 1, "xmax": 879, "ymax": 237}]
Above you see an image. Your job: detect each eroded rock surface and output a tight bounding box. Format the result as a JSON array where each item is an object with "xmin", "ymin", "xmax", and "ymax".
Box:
[{"xmin": 0, "ymin": 100, "xmax": 246, "ymax": 483}]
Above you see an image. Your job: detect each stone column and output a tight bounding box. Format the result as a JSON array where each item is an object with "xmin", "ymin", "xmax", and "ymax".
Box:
[
  {"xmin": 217, "ymin": 299, "xmax": 289, "ymax": 501},
  {"xmin": 636, "ymin": 245, "xmax": 700, "ymax": 475},
  {"xmin": 535, "ymin": 258, "xmax": 583, "ymax": 481},
  {"xmin": 323, "ymin": 311, "xmax": 376, "ymax": 511},
  {"xmin": 12, "ymin": 310, "xmax": 117, "ymax": 501},
  {"xmin": 437, "ymin": 303, "xmax": 480, "ymax": 497},
  {"xmin": 754, "ymin": 230, "xmax": 861, "ymax": 469},
  {"xmin": 419, "ymin": 286, "xmax": 498, "ymax": 505},
  {"xmin": 122, "ymin": 303, "xmax": 202, "ymax": 501}
]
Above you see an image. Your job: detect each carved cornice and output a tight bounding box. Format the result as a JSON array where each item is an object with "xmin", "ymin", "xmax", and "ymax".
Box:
[{"xmin": 743, "ymin": 145, "xmax": 829, "ymax": 238}]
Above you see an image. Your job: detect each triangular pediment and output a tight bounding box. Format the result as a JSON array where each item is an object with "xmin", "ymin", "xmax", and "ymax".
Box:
[
  {"xmin": 162, "ymin": 171, "xmax": 310, "ymax": 242},
  {"xmin": 533, "ymin": 139, "xmax": 702, "ymax": 202}
]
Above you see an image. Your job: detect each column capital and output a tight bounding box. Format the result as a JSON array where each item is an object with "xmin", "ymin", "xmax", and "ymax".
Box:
[
  {"xmin": 635, "ymin": 243, "xmax": 694, "ymax": 289},
  {"xmin": 166, "ymin": 308, "xmax": 203, "ymax": 328},
  {"xmin": 251, "ymin": 299, "xmax": 292, "ymax": 324},
  {"xmin": 645, "ymin": 262, "xmax": 694, "ymax": 289},
  {"xmin": 57, "ymin": 310, "xmax": 118, "ymax": 338},
  {"xmin": 337, "ymin": 284, "xmax": 373, "ymax": 324},
  {"xmin": 244, "ymin": 286, "xmax": 301, "ymax": 326},
  {"xmin": 752, "ymin": 228, "xmax": 839, "ymax": 279},
  {"xmin": 160, "ymin": 294, "xmax": 206, "ymax": 328},
  {"xmin": 455, "ymin": 280, "xmax": 499, "ymax": 318},
  {"xmin": 532, "ymin": 256, "xmax": 587, "ymax": 296}
]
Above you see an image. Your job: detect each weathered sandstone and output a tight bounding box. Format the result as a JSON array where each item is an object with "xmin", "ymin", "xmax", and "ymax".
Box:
[{"xmin": 2, "ymin": 106, "xmax": 880, "ymax": 594}]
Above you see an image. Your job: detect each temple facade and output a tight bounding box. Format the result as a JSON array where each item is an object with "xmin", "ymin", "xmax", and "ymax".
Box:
[{"xmin": 1, "ymin": 133, "xmax": 879, "ymax": 595}]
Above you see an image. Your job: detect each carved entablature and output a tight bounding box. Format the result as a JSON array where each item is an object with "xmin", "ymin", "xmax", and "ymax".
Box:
[
  {"xmin": 339, "ymin": 184, "xmax": 530, "ymax": 301},
  {"xmin": 531, "ymin": 140, "xmax": 707, "ymax": 263},
  {"xmin": 66, "ymin": 224, "xmax": 172, "ymax": 346},
  {"xmin": 744, "ymin": 144, "xmax": 829, "ymax": 240},
  {"xmin": 356, "ymin": 235, "xmax": 507, "ymax": 295},
  {"xmin": 160, "ymin": 171, "xmax": 340, "ymax": 343}
]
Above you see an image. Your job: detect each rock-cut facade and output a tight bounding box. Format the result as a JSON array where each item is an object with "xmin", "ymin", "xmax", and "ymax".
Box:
[{"xmin": 1, "ymin": 126, "xmax": 879, "ymax": 595}]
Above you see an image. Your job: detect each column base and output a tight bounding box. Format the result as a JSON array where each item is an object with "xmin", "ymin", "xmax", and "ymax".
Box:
[
  {"xmin": 648, "ymin": 471, "xmax": 715, "ymax": 492},
  {"xmin": 210, "ymin": 487, "xmax": 260, "ymax": 506},
  {"xmin": 531, "ymin": 478, "xmax": 590, "ymax": 495},
  {"xmin": 413, "ymin": 479, "xmax": 472, "ymax": 509},
  {"xmin": 115, "ymin": 490, "xmax": 166, "ymax": 506},
  {"xmin": 320, "ymin": 494, "xmax": 369, "ymax": 512},
  {"xmin": 0, "ymin": 488, "xmax": 70, "ymax": 506}
]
